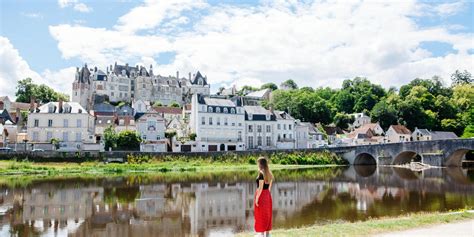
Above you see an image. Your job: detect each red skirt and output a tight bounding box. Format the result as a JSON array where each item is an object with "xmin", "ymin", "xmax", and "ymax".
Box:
[{"xmin": 254, "ymin": 189, "xmax": 272, "ymax": 232}]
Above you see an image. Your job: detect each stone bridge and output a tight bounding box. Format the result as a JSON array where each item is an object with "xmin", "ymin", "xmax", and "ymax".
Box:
[{"xmin": 329, "ymin": 139, "xmax": 474, "ymax": 167}]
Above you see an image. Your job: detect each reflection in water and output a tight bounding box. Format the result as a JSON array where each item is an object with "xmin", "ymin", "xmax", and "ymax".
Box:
[{"xmin": 0, "ymin": 167, "xmax": 473, "ymax": 237}]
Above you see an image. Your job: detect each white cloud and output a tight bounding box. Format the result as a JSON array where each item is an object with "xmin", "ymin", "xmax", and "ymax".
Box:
[
  {"xmin": 433, "ymin": 1, "xmax": 465, "ymax": 16},
  {"xmin": 0, "ymin": 37, "xmax": 76, "ymax": 99},
  {"xmin": 58, "ymin": 0, "xmax": 92, "ymax": 13},
  {"xmin": 21, "ymin": 12, "xmax": 43, "ymax": 19},
  {"xmin": 73, "ymin": 3, "xmax": 92, "ymax": 13},
  {"xmin": 47, "ymin": 0, "xmax": 474, "ymax": 91},
  {"xmin": 115, "ymin": 0, "xmax": 206, "ymax": 33}
]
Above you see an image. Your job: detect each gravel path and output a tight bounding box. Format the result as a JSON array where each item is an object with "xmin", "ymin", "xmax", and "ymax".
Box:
[{"xmin": 375, "ymin": 219, "xmax": 474, "ymax": 237}]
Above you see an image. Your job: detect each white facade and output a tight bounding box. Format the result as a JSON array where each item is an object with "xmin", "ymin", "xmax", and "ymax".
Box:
[
  {"xmin": 385, "ymin": 125, "xmax": 412, "ymax": 143},
  {"xmin": 190, "ymin": 94, "xmax": 245, "ymax": 151},
  {"xmin": 27, "ymin": 102, "xmax": 95, "ymax": 151},
  {"xmin": 351, "ymin": 112, "xmax": 371, "ymax": 128},
  {"xmin": 243, "ymin": 106, "xmax": 276, "ymax": 150},
  {"xmin": 295, "ymin": 122, "xmax": 327, "ymax": 148},
  {"xmin": 274, "ymin": 110, "xmax": 296, "ymax": 149},
  {"xmin": 136, "ymin": 112, "xmax": 167, "ymax": 152}
]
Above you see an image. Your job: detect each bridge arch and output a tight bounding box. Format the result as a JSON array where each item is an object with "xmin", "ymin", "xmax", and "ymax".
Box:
[
  {"xmin": 445, "ymin": 148, "xmax": 473, "ymax": 167},
  {"xmin": 392, "ymin": 151, "xmax": 422, "ymax": 165},
  {"xmin": 354, "ymin": 153, "xmax": 377, "ymax": 165}
]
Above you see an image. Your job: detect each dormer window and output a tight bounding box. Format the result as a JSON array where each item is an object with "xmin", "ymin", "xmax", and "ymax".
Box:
[
  {"xmin": 223, "ymin": 108, "xmax": 228, "ymax": 113},
  {"xmin": 266, "ymin": 114, "xmax": 270, "ymax": 120},
  {"xmin": 231, "ymin": 108, "xmax": 235, "ymax": 114},
  {"xmin": 208, "ymin": 107, "xmax": 213, "ymax": 113},
  {"xmin": 198, "ymin": 79, "xmax": 203, "ymax": 85},
  {"xmin": 48, "ymin": 104, "xmax": 55, "ymax": 113},
  {"xmin": 216, "ymin": 107, "xmax": 221, "ymax": 113},
  {"xmin": 248, "ymin": 113, "xmax": 253, "ymax": 120},
  {"xmin": 63, "ymin": 104, "xmax": 72, "ymax": 113}
]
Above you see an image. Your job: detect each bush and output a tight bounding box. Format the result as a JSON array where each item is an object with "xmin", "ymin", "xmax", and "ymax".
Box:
[{"xmin": 127, "ymin": 154, "xmax": 151, "ymax": 164}]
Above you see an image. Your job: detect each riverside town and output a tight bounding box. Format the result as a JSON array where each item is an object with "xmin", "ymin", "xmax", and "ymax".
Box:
[{"xmin": 0, "ymin": 1, "xmax": 473, "ymax": 237}]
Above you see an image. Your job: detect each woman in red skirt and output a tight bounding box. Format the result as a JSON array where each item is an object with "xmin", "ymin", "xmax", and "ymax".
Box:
[{"xmin": 254, "ymin": 157, "xmax": 273, "ymax": 237}]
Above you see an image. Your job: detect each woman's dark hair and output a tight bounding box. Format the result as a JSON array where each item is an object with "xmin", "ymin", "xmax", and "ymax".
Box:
[{"xmin": 257, "ymin": 157, "xmax": 273, "ymax": 182}]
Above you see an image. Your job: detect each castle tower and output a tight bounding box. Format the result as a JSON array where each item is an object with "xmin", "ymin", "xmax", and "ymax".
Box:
[{"xmin": 72, "ymin": 64, "xmax": 92, "ymax": 111}]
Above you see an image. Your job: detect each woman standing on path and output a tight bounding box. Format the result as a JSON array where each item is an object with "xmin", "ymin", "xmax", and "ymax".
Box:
[{"xmin": 254, "ymin": 157, "xmax": 273, "ymax": 237}]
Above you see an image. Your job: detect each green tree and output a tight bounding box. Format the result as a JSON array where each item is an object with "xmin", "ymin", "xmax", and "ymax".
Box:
[
  {"xmin": 15, "ymin": 78, "xmax": 69, "ymax": 103},
  {"xmin": 451, "ymin": 69, "xmax": 472, "ymax": 85},
  {"xmin": 169, "ymin": 101, "xmax": 180, "ymax": 108},
  {"xmin": 331, "ymin": 90, "xmax": 355, "ymax": 114},
  {"xmin": 281, "ymin": 79, "xmax": 298, "ymax": 90},
  {"xmin": 334, "ymin": 112, "xmax": 354, "ymax": 130},
  {"xmin": 370, "ymin": 100, "xmax": 398, "ymax": 130},
  {"xmin": 103, "ymin": 125, "xmax": 117, "ymax": 151},
  {"xmin": 116, "ymin": 130, "xmax": 141, "ymax": 151},
  {"xmin": 462, "ymin": 125, "xmax": 474, "ymax": 138},
  {"xmin": 261, "ymin": 83, "xmax": 278, "ymax": 91},
  {"xmin": 153, "ymin": 101, "xmax": 163, "ymax": 107}
]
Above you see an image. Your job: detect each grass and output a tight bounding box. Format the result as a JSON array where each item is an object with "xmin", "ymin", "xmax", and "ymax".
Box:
[
  {"xmin": 237, "ymin": 211, "xmax": 474, "ymax": 237},
  {"xmin": 0, "ymin": 159, "xmax": 344, "ymax": 176}
]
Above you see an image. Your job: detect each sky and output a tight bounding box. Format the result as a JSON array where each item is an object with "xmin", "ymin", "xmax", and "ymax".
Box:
[{"xmin": 0, "ymin": 0, "xmax": 473, "ymax": 99}]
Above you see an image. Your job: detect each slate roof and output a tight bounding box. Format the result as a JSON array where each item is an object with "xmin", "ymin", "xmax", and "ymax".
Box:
[
  {"xmin": 93, "ymin": 103, "xmax": 116, "ymax": 114},
  {"xmin": 323, "ymin": 126, "xmax": 345, "ymax": 135},
  {"xmin": 34, "ymin": 102, "xmax": 86, "ymax": 114},
  {"xmin": 389, "ymin": 125, "xmax": 411, "ymax": 135},
  {"xmin": 274, "ymin": 110, "xmax": 294, "ymax": 120},
  {"xmin": 244, "ymin": 106, "xmax": 275, "ymax": 121},
  {"xmin": 246, "ymin": 89, "xmax": 270, "ymax": 98},
  {"xmin": 415, "ymin": 128, "xmax": 431, "ymax": 136},
  {"xmin": 431, "ymin": 131, "xmax": 458, "ymax": 140},
  {"xmin": 191, "ymin": 71, "xmax": 208, "ymax": 85},
  {"xmin": 153, "ymin": 106, "xmax": 182, "ymax": 114},
  {"xmin": 77, "ymin": 64, "xmax": 91, "ymax": 84},
  {"xmin": 202, "ymin": 97, "xmax": 236, "ymax": 107}
]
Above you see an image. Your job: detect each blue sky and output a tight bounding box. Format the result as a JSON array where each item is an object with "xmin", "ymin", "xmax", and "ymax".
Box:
[{"xmin": 0, "ymin": 0, "xmax": 473, "ymax": 98}]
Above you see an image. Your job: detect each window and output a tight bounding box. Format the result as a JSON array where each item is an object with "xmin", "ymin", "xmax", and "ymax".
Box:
[
  {"xmin": 34, "ymin": 119, "xmax": 39, "ymax": 127},
  {"xmin": 248, "ymin": 114, "xmax": 253, "ymax": 120},
  {"xmin": 266, "ymin": 136, "xmax": 271, "ymax": 146},
  {"xmin": 48, "ymin": 119, "xmax": 53, "ymax": 127},
  {"xmin": 289, "ymin": 134, "xmax": 292, "ymax": 139},
  {"xmin": 46, "ymin": 132, "xmax": 52, "ymax": 141},
  {"xmin": 217, "ymin": 117, "xmax": 221, "ymax": 125},
  {"xmin": 248, "ymin": 125, "xmax": 253, "ymax": 132},
  {"xmin": 223, "ymin": 108, "xmax": 228, "ymax": 113},
  {"xmin": 63, "ymin": 119, "xmax": 68, "ymax": 128},
  {"xmin": 257, "ymin": 125, "xmax": 262, "ymax": 133},
  {"xmin": 63, "ymin": 132, "xmax": 68, "ymax": 142},
  {"xmin": 208, "ymin": 107, "xmax": 213, "ymax": 113},
  {"xmin": 232, "ymin": 122, "xmax": 235, "ymax": 126},
  {"xmin": 209, "ymin": 117, "xmax": 213, "ymax": 125},
  {"xmin": 278, "ymin": 124, "xmax": 281, "ymax": 130},
  {"xmin": 231, "ymin": 108, "xmax": 236, "ymax": 114},
  {"xmin": 33, "ymin": 132, "xmax": 39, "ymax": 141},
  {"xmin": 77, "ymin": 119, "xmax": 82, "ymax": 128},
  {"xmin": 257, "ymin": 136, "xmax": 262, "ymax": 146},
  {"xmin": 284, "ymin": 124, "xmax": 287, "ymax": 130},
  {"xmin": 238, "ymin": 123, "xmax": 242, "ymax": 127},
  {"xmin": 238, "ymin": 131, "xmax": 242, "ymax": 141},
  {"xmin": 224, "ymin": 118, "xmax": 228, "ymax": 126},
  {"xmin": 76, "ymin": 132, "xmax": 81, "ymax": 142},
  {"xmin": 216, "ymin": 107, "xmax": 221, "ymax": 113},
  {"xmin": 289, "ymin": 124, "xmax": 292, "ymax": 130},
  {"xmin": 248, "ymin": 136, "xmax": 254, "ymax": 149},
  {"xmin": 201, "ymin": 116, "xmax": 205, "ymax": 125},
  {"xmin": 266, "ymin": 125, "xmax": 271, "ymax": 133}
]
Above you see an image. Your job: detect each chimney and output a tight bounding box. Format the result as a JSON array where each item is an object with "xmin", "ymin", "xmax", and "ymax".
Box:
[
  {"xmin": 189, "ymin": 72, "xmax": 191, "ymax": 80},
  {"xmin": 269, "ymin": 105, "xmax": 274, "ymax": 113},
  {"xmin": 16, "ymin": 108, "xmax": 22, "ymax": 125},
  {"xmin": 29, "ymin": 96, "xmax": 36, "ymax": 112},
  {"xmin": 0, "ymin": 101, "xmax": 3, "ymax": 110},
  {"xmin": 59, "ymin": 100, "xmax": 63, "ymax": 113},
  {"xmin": 176, "ymin": 71, "xmax": 179, "ymax": 79}
]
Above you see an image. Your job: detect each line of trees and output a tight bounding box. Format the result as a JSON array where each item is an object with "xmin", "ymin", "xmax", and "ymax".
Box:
[
  {"xmin": 15, "ymin": 78, "xmax": 69, "ymax": 103},
  {"xmin": 258, "ymin": 70, "xmax": 472, "ymax": 137}
]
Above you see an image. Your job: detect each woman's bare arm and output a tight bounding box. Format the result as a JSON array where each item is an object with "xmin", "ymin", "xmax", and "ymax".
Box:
[
  {"xmin": 269, "ymin": 180, "xmax": 273, "ymax": 191},
  {"xmin": 255, "ymin": 179, "xmax": 264, "ymax": 207}
]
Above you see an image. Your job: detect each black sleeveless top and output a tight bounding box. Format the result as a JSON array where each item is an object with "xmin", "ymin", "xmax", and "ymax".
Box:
[{"xmin": 256, "ymin": 173, "xmax": 270, "ymax": 190}]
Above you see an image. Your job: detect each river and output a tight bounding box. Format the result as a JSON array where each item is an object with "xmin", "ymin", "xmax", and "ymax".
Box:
[{"xmin": 0, "ymin": 166, "xmax": 473, "ymax": 236}]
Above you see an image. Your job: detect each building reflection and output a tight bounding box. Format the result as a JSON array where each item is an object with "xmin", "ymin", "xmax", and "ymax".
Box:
[{"xmin": 0, "ymin": 167, "xmax": 473, "ymax": 237}]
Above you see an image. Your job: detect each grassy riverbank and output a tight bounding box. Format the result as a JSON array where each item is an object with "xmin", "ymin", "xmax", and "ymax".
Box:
[
  {"xmin": 237, "ymin": 210, "xmax": 474, "ymax": 237},
  {"xmin": 0, "ymin": 151, "xmax": 346, "ymax": 175}
]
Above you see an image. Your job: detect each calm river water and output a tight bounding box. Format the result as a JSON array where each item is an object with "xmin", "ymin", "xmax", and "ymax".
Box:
[{"xmin": 0, "ymin": 166, "xmax": 473, "ymax": 237}]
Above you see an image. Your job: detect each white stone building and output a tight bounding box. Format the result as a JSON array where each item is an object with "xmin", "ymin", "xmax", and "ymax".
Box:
[
  {"xmin": 350, "ymin": 112, "xmax": 371, "ymax": 129},
  {"xmin": 136, "ymin": 111, "xmax": 167, "ymax": 152},
  {"xmin": 72, "ymin": 63, "xmax": 210, "ymax": 110},
  {"xmin": 243, "ymin": 106, "xmax": 276, "ymax": 150},
  {"xmin": 295, "ymin": 121, "xmax": 327, "ymax": 148},
  {"xmin": 189, "ymin": 94, "xmax": 245, "ymax": 152},
  {"xmin": 27, "ymin": 102, "xmax": 95, "ymax": 151},
  {"xmin": 274, "ymin": 110, "xmax": 296, "ymax": 149},
  {"xmin": 385, "ymin": 125, "xmax": 412, "ymax": 143}
]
